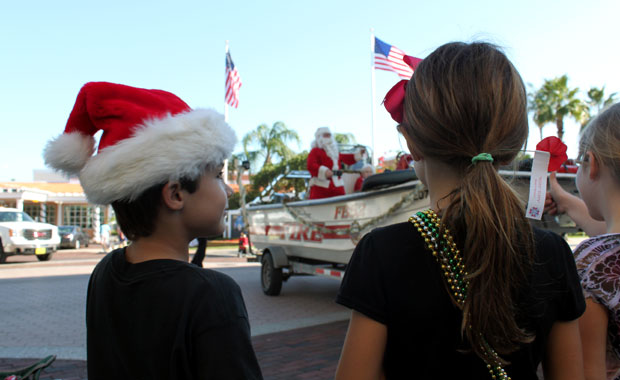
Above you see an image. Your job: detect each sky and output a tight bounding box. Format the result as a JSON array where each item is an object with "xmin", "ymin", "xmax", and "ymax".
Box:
[{"xmin": 1, "ymin": 0, "xmax": 618, "ymax": 182}]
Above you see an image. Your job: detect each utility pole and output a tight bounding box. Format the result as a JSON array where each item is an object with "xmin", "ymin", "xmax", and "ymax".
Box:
[{"xmin": 237, "ymin": 159, "xmax": 252, "ymax": 254}]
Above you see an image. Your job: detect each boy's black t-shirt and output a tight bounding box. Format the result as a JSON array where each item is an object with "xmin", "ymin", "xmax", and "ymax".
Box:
[
  {"xmin": 336, "ymin": 223, "xmax": 586, "ymax": 379},
  {"xmin": 86, "ymin": 248, "xmax": 263, "ymax": 380}
]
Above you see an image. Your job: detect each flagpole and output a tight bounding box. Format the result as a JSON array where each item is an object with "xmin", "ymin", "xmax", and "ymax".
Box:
[
  {"xmin": 370, "ymin": 29, "xmax": 377, "ymax": 167},
  {"xmin": 225, "ymin": 40, "xmax": 248, "ymax": 246},
  {"xmin": 224, "ymin": 40, "xmax": 230, "ymax": 123},
  {"xmin": 223, "ymin": 40, "xmax": 230, "ymax": 186}
]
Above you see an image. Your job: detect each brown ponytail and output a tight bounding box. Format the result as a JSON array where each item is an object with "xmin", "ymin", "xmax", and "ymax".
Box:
[{"xmin": 400, "ymin": 42, "xmax": 535, "ymax": 359}]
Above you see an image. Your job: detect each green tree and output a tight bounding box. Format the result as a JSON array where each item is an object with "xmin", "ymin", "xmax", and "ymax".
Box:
[
  {"xmin": 242, "ymin": 121, "xmax": 300, "ymax": 170},
  {"xmin": 528, "ymin": 75, "xmax": 589, "ymax": 140},
  {"xmin": 250, "ymin": 151, "xmax": 309, "ymax": 201},
  {"xmin": 227, "ymin": 152, "xmax": 245, "ymax": 181},
  {"xmin": 227, "ymin": 186, "xmax": 260, "ymax": 210},
  {"xmin": 334, "ymin": 132, "xmax": 356, "ymax": 144},
  {"xmin": 584, "ymin": 86, "xmax": 617, "ymax": 127}
]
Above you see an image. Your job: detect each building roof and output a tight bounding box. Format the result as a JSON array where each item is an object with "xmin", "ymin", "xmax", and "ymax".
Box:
[
  {"xmin": 0, "ymin": 182, "xmax": 85, "ymax": 195},
  {"xmin": 0, "ymin": 181, "xmax": 243, "ymax": 195}
]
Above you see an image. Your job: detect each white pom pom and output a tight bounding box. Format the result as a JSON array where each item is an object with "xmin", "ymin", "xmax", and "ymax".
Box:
[{"xmin": 43, "ymin": 132, "xmax": 95, "ymax": 175}]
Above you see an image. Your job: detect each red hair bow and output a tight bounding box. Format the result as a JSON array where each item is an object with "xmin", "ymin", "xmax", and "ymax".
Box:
[
  {"xmin": 536, "ymin": 136, "xmax": 568, "ymax": 172},
  {"xmin": 384, "ymin": 80, "xmax": 408, "ymax": 124},
  {"xmin": 382, "ymin": 55, "xmax": 422, "ymax": 124}
]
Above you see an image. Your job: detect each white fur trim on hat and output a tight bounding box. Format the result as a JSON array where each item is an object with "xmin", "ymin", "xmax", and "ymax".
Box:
[
  {"xmin": 43, "ymin": 132, "xmax": 96, "ymax": 176},
  {"xmin": 314, "ymin": 127, "xmax": 331, "ymax": 138},
  {"xmin": 78, "ymin": 108, "xmax": 236, "ymax": 205}
]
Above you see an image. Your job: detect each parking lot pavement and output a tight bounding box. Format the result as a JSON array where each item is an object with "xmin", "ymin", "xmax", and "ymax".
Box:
[
  {"xmin": 0, "ymin": 235, "xmax": 589, "ymax": 379},
  {"xmin": 0, "ymin": 251, "xmax": 350, "ymax": 379},
  {"xmin": 0, "ymin": 319, "xmax": 349, "ymax": 380}
]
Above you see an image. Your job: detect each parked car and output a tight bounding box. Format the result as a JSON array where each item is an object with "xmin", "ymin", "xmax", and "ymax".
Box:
[
  {"xmin": 0, "ymin": 207, "xmax": 60, "ymax": 263},
  {"xmin": 58, "ymin": 225, "xmax": 90, "ymax": 249}
]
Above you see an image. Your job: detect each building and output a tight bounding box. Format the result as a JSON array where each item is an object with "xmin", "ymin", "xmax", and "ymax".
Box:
[
  {"xmin": 0, "ymin": 174, "xmax": 249, "ymax": 241},
  {"xmin": 0, "ymin": 181, "xmax": 112, "ymax": 241},
  {"xmin": 0, "ymin": 166, "xmax": 251, "ymax": 241}
]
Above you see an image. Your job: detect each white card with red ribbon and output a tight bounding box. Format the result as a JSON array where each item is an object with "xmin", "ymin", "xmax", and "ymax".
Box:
[{"xmin": 526, "ymin": 150, "xmax": 550, "ymax": 220}]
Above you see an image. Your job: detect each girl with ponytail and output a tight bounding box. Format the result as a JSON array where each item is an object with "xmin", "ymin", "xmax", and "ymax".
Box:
[{"xmin": 335, "ymin": 42, "xmax": 586, "ymax": 379}]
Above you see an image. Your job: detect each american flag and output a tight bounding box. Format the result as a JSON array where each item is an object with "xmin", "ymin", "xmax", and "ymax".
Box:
[
  {"xmin": 225, "ymin": 50, "xmax": 242, "ymax": 108},
  {"xmin": 374, "ymin": 37, "xmax": 419, "ymax": 79}
]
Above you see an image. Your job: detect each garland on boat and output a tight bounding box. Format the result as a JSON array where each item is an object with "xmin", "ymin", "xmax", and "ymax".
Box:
[{"xmin": 282, "ymin": 185, "xmax": 428, "ymax": 243}]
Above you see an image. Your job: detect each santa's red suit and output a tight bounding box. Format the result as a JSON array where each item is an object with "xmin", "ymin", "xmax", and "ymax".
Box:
[
  {"xmin": 354, "ymin": 176, "xmax": 364, "ymax": 192},
  {"xmin": 307, "ymin": 147, "xmax": 359, "ymax": 199}
]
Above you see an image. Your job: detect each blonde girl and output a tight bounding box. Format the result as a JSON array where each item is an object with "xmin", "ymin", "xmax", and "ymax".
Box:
[{"xmin": 547, "ymin": 103, "xmax": 620, "ymax": 379}]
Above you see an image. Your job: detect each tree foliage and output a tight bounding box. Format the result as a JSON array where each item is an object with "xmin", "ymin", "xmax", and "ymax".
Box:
[
  {"xmin": 528, "ymin": 75, "xmax": 589, "ymax": 140},
  {"xmin": 584, "ymin": 86, "xmax": 617, "ymax": 127},
  {"xmin": 227, "ymin": 187, "xmax": 260, "ymax": 210},
  {"xmin": 334, "ymin": 132, "xmax": 356, "ymax": 144},
  {"xmin": 249, "ymin": 151, "xmax": 309, "ymax": 201},
  {"xmin": 587, "ymin": 86, "xmax": 617, "ymax": 111},
  {"xmin": 242, "ymin": 121, "xmax": 300, "ymax": 170}
]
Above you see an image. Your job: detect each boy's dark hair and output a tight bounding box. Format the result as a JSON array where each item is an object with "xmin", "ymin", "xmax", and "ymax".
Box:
[{"xmin": 112, "ymin": 177, "xmax": 200, "ymax": 241}]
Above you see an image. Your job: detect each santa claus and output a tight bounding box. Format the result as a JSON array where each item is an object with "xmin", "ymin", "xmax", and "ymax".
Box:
[{"xmin": 307, "ymin": 127, "xmax": 364, "ymax": 199}]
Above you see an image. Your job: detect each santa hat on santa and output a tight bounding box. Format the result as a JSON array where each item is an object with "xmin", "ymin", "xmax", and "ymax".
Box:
[
  {"xmin": 43, "ymin": 81, "xmax": 236, "ymax": 205},
  {"xmin": 311, "ymin": 126, "xmax": 333, "ymax": 148}
]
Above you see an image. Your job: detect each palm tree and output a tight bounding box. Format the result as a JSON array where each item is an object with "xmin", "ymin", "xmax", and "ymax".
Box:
[
  {"xmin": 242, "ymin": 121, "xmax": 300, "ymax": 169},
  {"xmin": 528, "ymin": 75, "xmax": 589, "ymax": 140},
  {"xmin": 584, "ymin": 86, "xmax": 617, "ymax": 127},
  {"xmin": 334, "ymin": 133, "xmax": 356, "ymax": 145},
  {"xmin": 587, "ymin": 87, "xmax": 617, "ymax": 112},
  {"xmin": 227, "ymin": 152, "xmax": 245, "ymax": 181}
]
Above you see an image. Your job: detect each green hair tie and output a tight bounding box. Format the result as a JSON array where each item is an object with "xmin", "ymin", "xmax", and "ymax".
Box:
[{"xmin": 471, "ymin": 153, "xmax": 493, "ymax": 164}]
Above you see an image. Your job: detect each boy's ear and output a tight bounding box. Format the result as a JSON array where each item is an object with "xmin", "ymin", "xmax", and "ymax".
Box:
[
  {"xmin": 161, "ymin": 181, "xmax": 184, "ymax": 210},
  {"xmin": 587, "ymin": 151, "xmax": 600, "ymax": 180}
]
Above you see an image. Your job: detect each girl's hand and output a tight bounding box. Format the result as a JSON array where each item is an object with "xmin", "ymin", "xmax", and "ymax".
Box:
[
  {"xmin": 545, "ymin": 172, "xmax": 573, "ymax": 215},
  {"xmin": 545, "ymin": 192, "xmax": 560, "ymax": 215},
  {"xmin": 545, "ymin": 172, "xmax": 606, "ymax": 236},
  {"xmin": 325, "ymin": 169, "xmax": 333, "ymax": 179}
]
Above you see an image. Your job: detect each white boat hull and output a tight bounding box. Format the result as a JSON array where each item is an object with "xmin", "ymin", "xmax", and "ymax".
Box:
[
  {"xmin": 247, "ymin": 171, "xmax": 579, "ymax": 265},
  {"xmin": 248, "ymin": 180, "xmax": 428, "ymax": 264}
]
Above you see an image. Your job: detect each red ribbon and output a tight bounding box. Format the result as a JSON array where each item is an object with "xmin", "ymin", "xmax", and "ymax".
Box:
[
  {"xmin": 535, "ymin": 136, "xmax": 568, "ymax": 172},
  {"xmin": 382, "ymin": 55, "xmax": 422, "ymax": 124},
  {"xmin": 384, "ymin": 80, "xmax": 408, "ymax": 124}
]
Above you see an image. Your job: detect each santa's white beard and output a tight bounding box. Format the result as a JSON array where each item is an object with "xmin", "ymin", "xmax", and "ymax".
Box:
[{"xmin": 317, "ymin": 137, "xmax": 339, "ymax": 168}]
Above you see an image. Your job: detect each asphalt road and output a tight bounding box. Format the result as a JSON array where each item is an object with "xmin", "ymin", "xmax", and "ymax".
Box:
[{"xmin": 0, "ymin": 245, "xmax": 349, "ymax": 360}]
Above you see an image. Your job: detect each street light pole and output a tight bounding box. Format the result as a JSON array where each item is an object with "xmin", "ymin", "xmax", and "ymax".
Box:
[{"xmin": 237, "ymin": 160, "xmax": 252, "ymax": 254}]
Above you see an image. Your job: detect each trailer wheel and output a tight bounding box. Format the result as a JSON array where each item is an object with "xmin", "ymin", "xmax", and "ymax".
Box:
[{"xmin": 261, "ymin": 252, "xmax": 283, "ymax": 296}]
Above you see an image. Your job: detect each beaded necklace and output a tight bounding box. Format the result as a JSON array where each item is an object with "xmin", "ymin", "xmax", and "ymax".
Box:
[{"xmin": 409, "ymin": 209, "xmax": 511, "ymax": 380}]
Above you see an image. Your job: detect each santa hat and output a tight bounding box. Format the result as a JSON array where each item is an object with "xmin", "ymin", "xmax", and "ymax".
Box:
[
  {"xmin": 43, "ymin": 82, "xmax": 236, "ymax": 205},
  {"xmin": 314, "ymin": 126, "xmax": 331, "ymax": 139},
  {"xmin": 311, "ymin": 126, "xmax": 332, "ymax": 149}
]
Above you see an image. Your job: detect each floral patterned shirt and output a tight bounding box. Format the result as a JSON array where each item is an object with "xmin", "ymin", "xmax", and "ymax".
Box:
[{"xmin": 574, "ymin": 233, "xmax": 620, "ymax": 379}]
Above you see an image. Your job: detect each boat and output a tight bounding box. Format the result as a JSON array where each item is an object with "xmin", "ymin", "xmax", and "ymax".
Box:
[{"xmin": 246, "ymin": 168, "xmax": 579, "ymax": 295}]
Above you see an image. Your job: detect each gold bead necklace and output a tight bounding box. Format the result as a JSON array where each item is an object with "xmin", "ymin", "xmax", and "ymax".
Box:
[{"xmin": 409, "ymin": 209, "xmax": 511, "ymax": 380}]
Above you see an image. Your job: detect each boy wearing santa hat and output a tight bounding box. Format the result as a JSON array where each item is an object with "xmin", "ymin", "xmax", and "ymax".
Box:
[{"xmin": 44, "ymin": 82, "xmax": 262, "ymax": 379}]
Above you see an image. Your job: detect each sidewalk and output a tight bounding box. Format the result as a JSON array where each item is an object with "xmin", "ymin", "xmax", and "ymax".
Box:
[{"xmin": 0, "ymin": 320, "xmax": 349, "ymax": 380}]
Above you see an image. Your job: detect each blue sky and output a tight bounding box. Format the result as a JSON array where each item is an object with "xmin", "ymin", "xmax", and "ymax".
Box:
[{"xmin": 1, "ymin": 0, "xmax": 618, "ymax": 181}]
